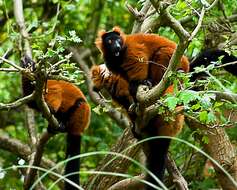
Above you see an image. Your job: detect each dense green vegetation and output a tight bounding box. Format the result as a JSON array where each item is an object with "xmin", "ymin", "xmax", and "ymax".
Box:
[{"xmin": 0, "ymin": 0, "xmax": 236, "ymax": 189}]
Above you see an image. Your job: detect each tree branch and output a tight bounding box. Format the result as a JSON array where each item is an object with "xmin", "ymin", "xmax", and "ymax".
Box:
[
  {"xmin": 0, "ymin": 93, "xmax": 35, "ymax": 110},
  {"xmin": 185, "ymin": 115, "xmax": 237, "ymax": 189},
  {"xmin": 201, "ymin": 90, "xmax": 237, "ymax": 104},
  {"xmin": 126, "ymin": 1, "xmax": 152, "ymax": 34},
  {"xmin": 137, "ymin": 3, "xmax": 205, "ymax": 108},
  {"xmin": 84, "ymin": 127, "xmax": 141, "ymax": 189},
  {"xmin": 0, "ymin": 56, "xmax": 25, "ymax": 71},
  {"xmin": 13, "ymin": 0, "xmax": 58, "ymax": 189},
  {"xmin": 13, "ymin": 0, "xmax": 32, "ymax": 57},
  {"xmin": 166, "ymin": 154, "xmax": 188, "ymax": 190},
  {"xmin": 108, "ymin": 174, "xmax": 145, "ymax": 190},
  {"xmin": 0, "ymin": 135, "xmax": 63, "ymax": 188},
  {"xmin": 24, "ymin": 131, "xmax": 54, "ymax": 189}
]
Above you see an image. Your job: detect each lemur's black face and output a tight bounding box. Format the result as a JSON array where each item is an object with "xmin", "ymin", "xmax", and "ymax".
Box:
[{"xmin": 102, "ymin": 31, "xmax": 123, "ymax": 57}]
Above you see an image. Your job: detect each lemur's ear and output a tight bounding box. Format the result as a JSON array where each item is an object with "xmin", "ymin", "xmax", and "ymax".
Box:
[
  {"xmin": 113, "ymin": 26, "xmax": 126, "ymax": 44},
  {"xmin": 98, "ymin": 30, "xmax": 106, "ymax": 37},
  {"xmin": 112, "ymin": 26, "xmax": 122, "ymax": 35},
  {"xmin": 95, "ymin": 30, "xmax": 106, "ymax": 53}
]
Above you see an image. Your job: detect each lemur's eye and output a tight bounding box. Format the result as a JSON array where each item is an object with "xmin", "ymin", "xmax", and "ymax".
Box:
[{"xmin": 108, "ymin": 39, "xmax": 112, "ymax": 44}]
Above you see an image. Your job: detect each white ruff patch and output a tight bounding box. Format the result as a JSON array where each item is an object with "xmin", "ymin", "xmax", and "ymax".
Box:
[{"xmin": 100, "ymin": 64, "xmax": 110, "ymax": 78}]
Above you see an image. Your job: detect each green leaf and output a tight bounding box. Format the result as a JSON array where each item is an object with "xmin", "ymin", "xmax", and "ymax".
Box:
[
  {"xmin": 165, "ymin": 96, "xmax": 179, "ymax": 110},
  {"xmin": 69, "ymin": 30, "xmax": 76, "ymax": 36},
  {"xmin": 191, "ymin": 103, "xmax": 201, "ymax": 111},
  {"xmin": 92, "ymin": 105, "xmax": 102, "ymax": 115},
  {"xmin": 179, "ymin": 90, "xmax": 198, "ymax": 105},
  {"xmin": 46, "ymin": 49, "xmax": 55, "ymax": 57},
  {"xmin": 199, "ymin": 111, "xmax": 208, "ymax": 123},
  {"xmin": 57, "ymin": 46, "xmax": 65, "ymax": 53},
  {"xmin": 214, "ymin": 101, "xmax": 223, "ymax": 108},
  {"xmin": 207, "ymin": 111, "xmax": 216, "ymax": 124},
  {"xmin": 202, "ymin": 135, "xmax": 209, "ymax": 144}
]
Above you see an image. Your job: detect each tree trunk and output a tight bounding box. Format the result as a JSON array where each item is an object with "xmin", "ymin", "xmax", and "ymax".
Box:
[
  {"xmin": 84, "ymin": 127, "xmax": 141, "ymax": 190},
  {"xmin": 186, "ymin": 117, "xmax": 237, "ymax": 190}
]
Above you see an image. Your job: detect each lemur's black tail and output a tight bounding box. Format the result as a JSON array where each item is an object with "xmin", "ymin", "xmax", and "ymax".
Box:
[
  {"xmin": 142, "ymin": 117, "xmax": 171, "ymax": 190},
  {"xmin": 64, "ymin": 133, "xmax": 81, "ymax": 190},
  {"xmin": 145, "ymin": 138, "xmax": 170, "ymax": 190}
]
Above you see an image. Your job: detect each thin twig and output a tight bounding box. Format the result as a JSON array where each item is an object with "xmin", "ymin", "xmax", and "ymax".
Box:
[
  {"xmin": 216, "ymin": 60, "xmax": 237, "ymax": 69},
  {"xmin": 0, "ymin": 93, "xmax": 35, "ymax": 110},
  {"xmin": 189, "ymin": 7, "xmax": 205, "ymax": 41},
  {"xmin": 47, "ymin": 57, "xmax": 70, "ymax": 74},
  {"xmin": 24, "ymin": 131, "xmax": 55, "ymax": 189},
  {"xmin": 0, "ymin": 56, "xmax": 24, "ymax": 71},
  {"xmin": 205, "ymin": 0, "xmax": 219, "ymax": 11},
  {"xmin": 0, "ymin": 48, "xmax": 13, "ymax": 65},
  {"xmin": 0, "ymin": 68, "xmax": 18, "ymax": 72}
]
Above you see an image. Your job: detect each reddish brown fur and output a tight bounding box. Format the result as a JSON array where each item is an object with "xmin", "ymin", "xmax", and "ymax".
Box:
[
  {"xmin": 90, "ymin": 64, "xmax": 130, "ymax": 99},
  {"xmin": 90, "ymin": 64, "xmax": 133, "ymax": 109},
  {"xmin": 44, "ymin": 80, "xmax": 90, "ymax": 135},
  {"xmin": 96, "ymin": 27, "xmax": 189, "ymax": 83},
  {"xmin": 95, "ymin": 27, "xmax": 189, "ymax": 187},
  {"xmin": 95, "ymin": 27, "xmax": 188, "ymax": 137},
  {"xmin": 91, "ymin": 64, "xmax": 184, "ymax": 137}
]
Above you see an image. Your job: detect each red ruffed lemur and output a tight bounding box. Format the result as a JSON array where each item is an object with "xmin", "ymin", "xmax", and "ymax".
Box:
[
  {"xmin": 94, "ymin": 25, "xmax": 189, "ymax": 189},
  {"xmin": 21, "ymin": 56, "xmax": 91, "ymax": 190},
  {"xmin": 91, "ymin": 64, "xmax": 141, "ymax": 137},
  {"xmin": 95, "ymin": 26, "xmax": 189, "ymax": 97},
  {"xmin": 91, "ymin": 64, "xmax": 133, "ymax": 111}
]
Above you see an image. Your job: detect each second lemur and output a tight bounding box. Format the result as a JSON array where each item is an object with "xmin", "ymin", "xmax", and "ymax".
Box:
[{"xmin": 21, "ymin": 56, "xmax": 91, "ymax": 190}]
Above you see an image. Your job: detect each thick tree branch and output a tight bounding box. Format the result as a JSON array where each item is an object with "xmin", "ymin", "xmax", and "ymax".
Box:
[
  {"xmin": 186, "ymin": 116, "xmax": 237, "ymax": 190},
  {"xmin": 25, "ymin": 106, "xmax": 38, "ymax": 166},
  {"xmin": 13, "ymin": 0, "xmax": 59, "ymax": 189},
  {"xmin": 84, "ymin": 127, "xmax": 141, "ymax": 189},
  {"xmin": 107, "ymin": 153, "xmax": 188, "ymax": 190},
  {"xmin": 13, "ymin": 0, "xmax": 32, "ymax": 57},
  {"xmin": 108, "ymin": 175, "xmax": 145, "ymax": 190},
  {"xmin": 0, "ymin": 93, "xmax": 35, "ymax": 110},
  {"xmin": 137, "ymin": 3, "xmax": 205, "ymax": 108},
  {"xmin": 201, "ymin": 91, "xmax": 237, "ymax": 104}
]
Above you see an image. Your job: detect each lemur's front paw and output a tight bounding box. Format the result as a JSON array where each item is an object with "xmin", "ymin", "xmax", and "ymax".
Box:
[
  {"xmin": 47, "ymin": 123, "xmax": 66, "ymax": 134},
  {"xmin": 142, "ymin": 80, "xmax": 153, "ymax": 89}
]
